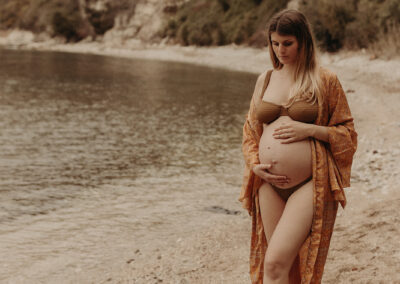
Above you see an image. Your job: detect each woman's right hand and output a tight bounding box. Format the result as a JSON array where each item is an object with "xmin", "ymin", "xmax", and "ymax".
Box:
[{"xmin": 252, "ymin": 164, "xmax": 290, "ymax": 187}]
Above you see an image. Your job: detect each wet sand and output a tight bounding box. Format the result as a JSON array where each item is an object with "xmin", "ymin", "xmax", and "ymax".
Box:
[{"xmin": 1, "ymin": 34, "xmax": 399, "ymax": 283}]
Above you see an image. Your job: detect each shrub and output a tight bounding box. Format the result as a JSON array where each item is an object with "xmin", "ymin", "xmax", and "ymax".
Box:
[
  {"xmin": 85, "ymin": 1, "xmax": 137, "ymax": 36},
  {"xmin": 177, "ymin": 23, "xmax": 189, "ymax": 45},
  {"xmin": 161, "ymin": 0, "xmax": 289, "ymax": 46},
  {"xmin": 85, "ymin": 9, "xmax": 115, "ymax": 35},
  {"xmin": 0, "ymin": 0, "xmax": 131, "ymax": 41},
  {"xmin": 300, "ymin": 0, "xmax": 400, "ymax": 53},
  {"xmin": 369, "ymin": 21, "xmax": 400, "ymax": 58},
  {"xmin": 52, "ymin": 11, "xmax": 80, "ymax": 41},
  {"xmin": 0, "ymin": 0, "xmax": 30, "ymax": 29},
  {"xmin": 299, "ymin": 0, "xmax": 356, "ymax": 51}
]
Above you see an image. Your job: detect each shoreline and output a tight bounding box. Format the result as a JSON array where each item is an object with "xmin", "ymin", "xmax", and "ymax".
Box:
[
  {"xmin": 1, "ymin": 31, "xmax": 399, "ymax": 84},
  {"xmin": 1, "ymin": 40, "xmax": 272, "ymax": 74}
]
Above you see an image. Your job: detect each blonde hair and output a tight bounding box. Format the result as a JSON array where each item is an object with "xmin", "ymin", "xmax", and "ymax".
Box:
[{"xmin": 267, "ymin": 9, "xmax": 323, "ymax": 107}]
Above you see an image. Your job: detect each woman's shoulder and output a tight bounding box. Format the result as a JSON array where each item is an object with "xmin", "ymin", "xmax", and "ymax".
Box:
[
  {"xmin": 318, "ymin": 66, "xmax": 347, "ymax": 103},
  {"xmin": 256, "ymin": 68, "xmax": 272, "ymax": 82},
  {"xmin": 255, "ymin": 68, "xmax": 273, "ymax": 87},
  {"xmin": 252, "ymin": 69, "xmax": 271, "ymax": 92}
]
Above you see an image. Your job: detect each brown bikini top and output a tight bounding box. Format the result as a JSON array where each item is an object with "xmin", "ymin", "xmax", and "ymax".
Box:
[{"xmin": 256, "ymin": 70, "xmax": 318, "ymax": 124}]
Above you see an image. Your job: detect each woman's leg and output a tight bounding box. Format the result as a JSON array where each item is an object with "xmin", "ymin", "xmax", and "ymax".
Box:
[
  {"xmin": 258, "ymin": 182, "xmax": 286, "ymax": 242},
  {"xmin": 263, "ymin": 179, "xmax": 314, "ymax": 283}
]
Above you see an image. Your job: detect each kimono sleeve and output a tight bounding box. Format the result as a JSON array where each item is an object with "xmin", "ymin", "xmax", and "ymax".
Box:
[{"xmin": 326, "ymin": 74, "xmax": 358, "ymax": 188}]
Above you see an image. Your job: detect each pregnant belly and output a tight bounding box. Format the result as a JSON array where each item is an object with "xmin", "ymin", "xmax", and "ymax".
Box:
[{"xmin": 259, "ymin": 116, "xmax": 313, "ymax": 189}]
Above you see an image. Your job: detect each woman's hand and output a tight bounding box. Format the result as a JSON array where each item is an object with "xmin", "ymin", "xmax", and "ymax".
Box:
[
  {"xmin": 273, "ymin": 121, "xmax": 310, "ymax": 144},
  {"xmin": 252, "ymin": 164, "xmax": 290, "ymax": 186}
]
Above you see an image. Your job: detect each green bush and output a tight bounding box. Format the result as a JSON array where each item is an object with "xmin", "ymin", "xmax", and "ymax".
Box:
[
  {"xmin": 0, "ymin": 0, "xmax": 128, "ymax": 41},
  {"xmin": 0, "ymin": 0, "xmax": 30, "ymax": 29},
  {"xmin": 370, "ymin": 20, "xmax": 400, "ymax": 58},
  {"xmin": 161, "ymin": 0, "xmax": 289, "ymax": 46},
  {"xmin": 3, "ymin": 0, "xmax": 398, "ymax": 56},
  {"xmin": 300, "ymin": 0, "xmax": 400, "ymax": 52},
  {"xmin": 1, "ymin": 0, "xmax": 86, "ymax": 41},
  {"xmin": 52, "ymin": 11, "xmax": 81, "ymax": 41},
  {"xmin": 299, "ymin": 0, "xmax": 356, "ymax": 51},
  {"xmin": 85, "ymin": 9, "xmax": 114, "ymax": 35},
  {"xmin": 177, "ymin": 23, "xmax": 190, "ymax": 45},
  {"xmin": 85, "ymin": 1, "xmax": 135, "ymax": 36}
]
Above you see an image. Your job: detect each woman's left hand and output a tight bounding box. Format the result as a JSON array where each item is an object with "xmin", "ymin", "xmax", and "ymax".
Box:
[{"xmin": 273, "ymin": 121, "xmax": 310, "ymax": 144}]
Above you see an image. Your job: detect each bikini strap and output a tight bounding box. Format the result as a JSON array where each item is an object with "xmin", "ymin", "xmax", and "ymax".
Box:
[{"xmin": 260, "ymin": 69, "xmax": 273, "ymax": 102}]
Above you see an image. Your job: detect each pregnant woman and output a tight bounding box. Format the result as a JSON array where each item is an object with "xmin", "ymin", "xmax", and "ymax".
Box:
[{"xmin": 240, "ymin": 9, "xmax": 357, "ymax": 283}]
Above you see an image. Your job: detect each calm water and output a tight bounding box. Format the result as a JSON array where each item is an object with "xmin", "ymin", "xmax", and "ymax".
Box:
[{"xmin": 0, "ymin": 48, "xmax": 256, "ymax": 282}]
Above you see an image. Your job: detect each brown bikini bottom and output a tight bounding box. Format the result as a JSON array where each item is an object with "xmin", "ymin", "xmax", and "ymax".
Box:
[{"xmin": 271, "ymin": 177, "xmax": 312, "ymax": 201}]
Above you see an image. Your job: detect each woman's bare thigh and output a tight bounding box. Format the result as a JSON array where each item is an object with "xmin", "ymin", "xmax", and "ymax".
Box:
[
  {"xmin": 258, "ymin": 182, "xmax": 286, "ymax": 242},
  {"xmin": 265, "ymin": 179, "xmax": 314, "ymax": 267}
]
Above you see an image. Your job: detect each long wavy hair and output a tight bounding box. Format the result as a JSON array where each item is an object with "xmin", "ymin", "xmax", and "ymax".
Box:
[{"xmin": 267, "ymin": 9, "xmax": 322, "ymax": 107}]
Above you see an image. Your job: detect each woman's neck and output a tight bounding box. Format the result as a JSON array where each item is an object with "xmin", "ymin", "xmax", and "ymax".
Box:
[{"xmin": 280, "ymin": 64, "xmax": 297, "ymax": 78}]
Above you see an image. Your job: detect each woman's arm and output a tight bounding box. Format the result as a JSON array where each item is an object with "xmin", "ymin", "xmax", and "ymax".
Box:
[
  {"xmin": 306, "ymin": 124, "xmax": 329, "ymax": 142},
  {"xmin": 242, "ymin": 72, "xmax": 266, "ymax": 170},
  {"xmin": 239, "ymin": 71, "xmax": 266, "ymax": 213},
  {"xmin": 273, "ymin": 74, "xmax": 356, "ymax": 147},
  {"xmin": 273, "ymin": 121, "xmax": 330, "ymax": 143}
]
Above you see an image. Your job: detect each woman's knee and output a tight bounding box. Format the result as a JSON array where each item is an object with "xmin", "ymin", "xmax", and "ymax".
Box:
[{"xmin": 263, "ymin": 256, "xmax": 288, "ymax": 280}]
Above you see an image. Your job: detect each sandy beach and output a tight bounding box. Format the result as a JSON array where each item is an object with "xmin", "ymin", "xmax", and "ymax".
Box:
[{"xmin": 1, "ymin": 32, "xmax": 400, "ymax": 283}]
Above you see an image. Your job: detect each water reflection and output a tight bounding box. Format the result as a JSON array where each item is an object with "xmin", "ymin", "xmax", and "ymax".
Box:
[{"xmin": 0, "ymin": 48, "xmax": 256, "ymax": 282}]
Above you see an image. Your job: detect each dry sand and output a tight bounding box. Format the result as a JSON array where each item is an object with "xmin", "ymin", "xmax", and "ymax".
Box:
[{"xmin": 1, "ymin": 33, "xmax": 399, "ymax": 283}]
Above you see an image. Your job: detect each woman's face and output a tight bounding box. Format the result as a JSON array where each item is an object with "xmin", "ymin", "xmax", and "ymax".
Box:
[{"xmin": 270, "ymin": 32, "xmax": 299, "ymax": 66}]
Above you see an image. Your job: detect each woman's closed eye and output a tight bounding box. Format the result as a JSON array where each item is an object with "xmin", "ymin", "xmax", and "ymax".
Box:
[{"xmin": 272, "ymin": 41, "xmax": 294, "ymax": 47}]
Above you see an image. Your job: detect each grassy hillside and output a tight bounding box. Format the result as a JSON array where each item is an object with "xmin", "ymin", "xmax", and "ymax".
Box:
[
  {"xmin": 160, "ymin": 0, "xmax": 289, "ymax": 47},
  {"xmin": 0, "ymin": 0, "xmax": 83, "ymax": 40},
  {"xmin": 0, "ymin": 0, "xmax": 134, "ymax": 41},
  {"xmin": 0, "ymin": 0, "xmax": 399, "ymax": 55},
  {"xmin": 161, "ymin": 0, "xmax": 400, "ymax": 55},
  {"xmin": 0, "ymin": 0, "xmax": 30, "ymax": 29},
  {"xmin": 300, "ymin": 0, "xmax": 400, "ymax": 53}
]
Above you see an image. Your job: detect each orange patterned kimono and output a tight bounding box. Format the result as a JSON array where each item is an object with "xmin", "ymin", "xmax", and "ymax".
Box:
[{"xmin": 239, "ymin": 67, "xmax": 357, "ymax": 283}]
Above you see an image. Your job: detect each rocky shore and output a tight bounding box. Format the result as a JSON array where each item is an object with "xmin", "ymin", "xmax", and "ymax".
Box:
[{"xmin": 1, "ymin": 30, "xmax": 399, "ymax": 283}]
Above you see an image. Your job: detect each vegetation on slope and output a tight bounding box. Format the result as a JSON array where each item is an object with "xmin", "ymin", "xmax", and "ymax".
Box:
[
  {"xmin": 300, "ymin": 0, "xmax": 400, "ymax": 52},
  {"xmin": 0, "ymin": 0, "xmax": 399, "ymax": 56},
  {"xmin": 0, "ymin": 0, "xmax": 135, "ymax": 41},
  {"xmin": 160, "ymin": 0, "xmax": 289, "ymax": 47},
  {"xmin": 161, "ymin": 0, "xmax": 400, "ymax": 55}
]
